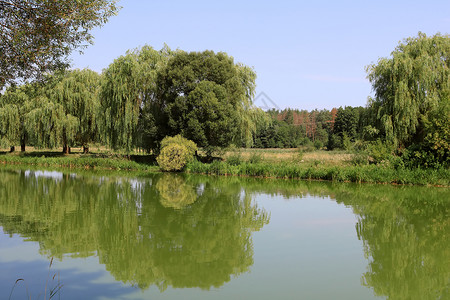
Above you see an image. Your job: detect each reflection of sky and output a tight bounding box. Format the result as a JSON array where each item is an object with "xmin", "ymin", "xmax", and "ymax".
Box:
[
  {"xmin": 0, "ymin": 232, "xmax": 148, "ymax": 300},
  {"xmin": 24, "ymin": 170, "xmax": 65, "ymax": 181},
  {"xmin": 245, "ymin": 195, "xmax": 380, "ymax": 300}
]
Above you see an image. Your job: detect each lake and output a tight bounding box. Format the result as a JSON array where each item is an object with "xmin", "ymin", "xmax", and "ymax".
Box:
[{"xmin": 0, "ymin": 167, "xmax": 448, "ymax": 300}]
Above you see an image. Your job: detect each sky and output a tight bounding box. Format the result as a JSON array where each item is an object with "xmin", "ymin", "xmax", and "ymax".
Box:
[{"xmin": 70, "ymin": 0, "xmax": 450, "ymax": 111}]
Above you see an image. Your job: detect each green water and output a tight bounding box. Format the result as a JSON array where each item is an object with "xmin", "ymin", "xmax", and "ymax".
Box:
[{"xmin": 0, "ymin": 167, "xmax": 448, "ymax": 300}]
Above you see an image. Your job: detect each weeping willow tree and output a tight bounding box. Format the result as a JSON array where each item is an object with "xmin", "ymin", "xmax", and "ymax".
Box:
[
  {"xmin": 26, "ymin": 95, "xmax": 79, "ymax": 152},
  {"xmin": 0, "ymin": 84, "xmax": 36, "ymax": 151},
  {"xmin": 48, "ymin": 69, "xmax": 102, "ymax": 153},
  {"xmin": 233, "ymin": 63, "xmax": 269, "ymax": 147},
  {"xmin": 100, "ymin": 45, "xmax": 173, "ymax": 152},
  {"xmin": 366, "ymin": 32, "xmax": 449, "ymax": 151},
  {"xmin": 0, "ymin": 102, "xmax": 20, "ymax": 152}
]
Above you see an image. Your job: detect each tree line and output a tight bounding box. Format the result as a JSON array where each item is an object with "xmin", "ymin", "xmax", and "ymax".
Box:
[
  {"xmin": 253, "ymin": 106, "xmax": 368, "ymax": 150},
  {"xmin": 0, "ymin": 46, "xmax": 265, "ymax": 154},
  {"xmin": 255, "ymin": 33, "xmax": 449, "ymax": 168},
  {"xmin": 1, "ymin": 32, "xmax": 448, "ymax": 168}
]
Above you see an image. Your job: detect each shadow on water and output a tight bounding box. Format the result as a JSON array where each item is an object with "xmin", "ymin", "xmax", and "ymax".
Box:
[{"xmin": 0, "ymin": 167, "xmax": 448, "ymax": 299}]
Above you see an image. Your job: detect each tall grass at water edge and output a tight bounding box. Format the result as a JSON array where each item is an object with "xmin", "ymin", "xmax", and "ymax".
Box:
[{"xmin": 186, "ymin": 159, "xmax": 450, "ymax": 186}]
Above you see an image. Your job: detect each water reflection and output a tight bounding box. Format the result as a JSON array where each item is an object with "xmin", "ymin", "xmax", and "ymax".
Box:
[
  {"xmin": 156, "ymin": 174, "xmax": 197, "ymax": 209},
  {"xmin": 244, "ymin": 179, "xmax": 449, "ymax": 300},
  {"xmin": 0, "ymin": 168, "xmax": 448, "ymax": 299},
  {"xmin": 0, "ymin": 169, "xmax": 270, "ymax": 291},
  {"xmin": 334, "ymin": 185, "xmax": 450, "ymax": 300}
]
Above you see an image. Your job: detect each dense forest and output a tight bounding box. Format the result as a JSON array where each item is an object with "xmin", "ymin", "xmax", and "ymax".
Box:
[{"xmin": 1, "ymin": 33, "xmax": 449, "ymax": 169}]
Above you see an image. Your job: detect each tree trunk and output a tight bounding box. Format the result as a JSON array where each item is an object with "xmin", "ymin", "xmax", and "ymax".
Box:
[
  {"xmin": 20, "ymin": 135, "xmax": 27, "ymax": 152},
  {"xmin": 83, "ymin": 146, "xmax": 89, "ymax": 154},
  {"xmin": 63, "ymin": 145, "xmax": 69, "ymax": 154},
  {"xmin": 9, "ymin": 146, "xmax": 15, "ymax": 153}
]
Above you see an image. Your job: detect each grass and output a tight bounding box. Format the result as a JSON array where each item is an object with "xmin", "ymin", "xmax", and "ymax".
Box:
[
  {"xmin": 223, "ymin": 148, "xmax": 353, "ymax": 166},
  {"xmin": 186, "ymin": 159, "xmax": 450, "ymax": 186},
  {"xmin": 1, "ymin": 147, "xmax": 448, "ymax": 186},
  {"xmin": 0, "ymin": 148, "xmax": 159, "ymax": 172},
  {"xmin": 186, "ymin": 147, "xmax": 450, "ymax": 187}
]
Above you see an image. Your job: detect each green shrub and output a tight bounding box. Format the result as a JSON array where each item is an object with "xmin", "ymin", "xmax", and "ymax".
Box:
[
  {"xmin": 342, "ymin": 133, "xmax": 353, "ymax": 151},
  {"xmin": 160, "ymin": 135, "xmax": 198, "ymax": 157},
  {"xmin": 401, "ymin": 145, "xmax": 448, "ymax": 169},
  {"xmin": 157, "ymin": 135, "xmax": 198, "ymax": 171},
  {"xmin": 292, "ymin": 148, "xmax": 304, "ymax": 163},
  {"xmin": 350, "ymin": 152, "xmax": 369, "ymax": 166},
  {"xmin": 314, "ymin": 140, "xmax": 324, "ymax": 150},
  {"xmin": 227, "ymin": 152, "xmax": 242, "ymax": 166},
  {"xmin": 367, "ymin": 140, "xmax": 394, "ymax": 164},
  {"xmin": 157, "ymin": 144, "xmax": 191, "ymax": 172},
  {"xmin": 327, "ymin": 134, "xmax": 342, "ymax": 150},
  {"xmin": 248, "ymin": 152, "xmax": 262, "ymax": 164}
]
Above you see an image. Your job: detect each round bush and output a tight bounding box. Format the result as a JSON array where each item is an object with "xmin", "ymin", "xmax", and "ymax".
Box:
[
  {"xmin": 157, "ymin": 144, "xmax": 190, "ymax": 172},
  {"xmin": 160, "ymin": 135, "xmax": 197, "ymax": 157}
]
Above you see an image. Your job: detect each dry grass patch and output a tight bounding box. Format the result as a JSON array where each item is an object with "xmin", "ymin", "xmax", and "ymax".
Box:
[{"xmin": 224, "ymin": 148, "xmax": 353, "ymax": 166}]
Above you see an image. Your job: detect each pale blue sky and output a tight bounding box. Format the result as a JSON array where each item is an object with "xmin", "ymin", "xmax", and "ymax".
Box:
[{"xmin": 70, "ymin": 0, "xmax": 449, "ymax": 110}]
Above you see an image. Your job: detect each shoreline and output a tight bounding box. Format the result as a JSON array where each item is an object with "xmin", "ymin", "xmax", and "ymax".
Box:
[{"xmin": 0, "ymin": 154, "xmax": 448, "ymax": 187}]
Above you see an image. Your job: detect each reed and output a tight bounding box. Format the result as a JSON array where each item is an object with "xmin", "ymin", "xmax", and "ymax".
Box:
[
  {"xmin": 186, "ymin": 160, "xmax": 450, "ymax": 186},
  {"xmin": 9, "ymin": 257, "xmax": 62, "ymax": 300}
]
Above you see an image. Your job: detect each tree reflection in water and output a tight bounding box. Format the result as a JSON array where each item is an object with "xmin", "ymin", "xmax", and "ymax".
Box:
[
  {"xmin": 0, "ymin": 168, "xmax": 448, "ymax": 298},
  {"xmin": 0, "ymin": 169, "xmax": 270, "ymax": 291}
]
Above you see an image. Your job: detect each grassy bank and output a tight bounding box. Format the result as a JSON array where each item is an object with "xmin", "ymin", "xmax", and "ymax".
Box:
[
  {"xmin": 0, "ymin": 151, "xmax": 159, "ymax": 172},
  {"xmin": 186, "ymin": 159, "xmax": 450, "ymax": 186},
  {"xmin": 1, "ymin": 148, "xmax": 448, "ymax": 186}
]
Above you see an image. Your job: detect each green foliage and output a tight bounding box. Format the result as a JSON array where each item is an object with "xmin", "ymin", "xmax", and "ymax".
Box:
[
  {"xmin": 401, "ymin": 145, "xmax": 447, "ymax": 169},
  {"xmin": 0, "ymin": 0, "xmax": 119, "ymax": 87},
  {"xmin": 100, "ymin": 45, "xmax": 175, "ymax": 152},
  {"xmin": 227, "ymin": 152, "xmax": 243, "ymax": 166},
  {"xmin": 293, "ymin": 148, "xmax": 304, "ymax": 163},
  {"xmin": 333, "ymin": 106, "xmax": 359, "ymax": 141},
  {"xmin": 366, "ymin": 32, "xmax": 450, "ymax": 149},
  {"xmin": 0, "ymin": 154, "xmax": 157, "ymax": 171},
  {"xmin": 367, "ymin": 140, "xmax": 394, "ymax": 164},
  {"xmin": 0, "ymin": 84, "xmax": 36, "ymax": 150},
  {"xmin": 154, "ymin": 50, "xmax": 257, "ymax": 150},
  {"xmin": 100, "ymin": 53, "xmax": 142, "ymax": 151},
  {"xmin": 157, "ymin": 136, "xmax": 197, "ymax": 171},
  {"xmin": 417, "ymin": 100, "xmax": 450, "ymax": 167},
  {"xmin": 49, "ymin": 69, "xmax": 102, "ymax": 150},
  {"xmin": 157, "ymin": 145, "xmax": 190, "ymax": 172},
  {"xmin": 350, "ymin": 152, "xmax": 370, "ymax": 166},
  {"xmin": 186, "ymin": 160, "xmax": 450, "ymax": 186},
  {"xmin": 248, "ymin": 152, "xmax": 263, "ymax": 164},
  {"xmin": 26, "ymin": 96, "xmax": 79, "ymax": 149},
  {"xmin": 160, "ymin": 135, "xmax": 198, "ymax": 157},
  {"xmin": 327, "ymin": 133, "xmax": 342, "ymax": 150},
  {"xmin": 342, "ymin": 132, "xmax": 353, "ymax": 151},
  {"xmin": 0, "ymin": 104, "xmax": 20, "ymax": 147},
  {"xmin": 314, "ymin": 140, "xmax": 324, "ymax": 150}
]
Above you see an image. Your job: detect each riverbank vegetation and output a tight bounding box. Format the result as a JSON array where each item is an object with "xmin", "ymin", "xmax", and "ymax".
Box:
[
  {"xmin": 1, "ymin": 32, "xmax": 448, "ymax": 186},
  {"xmin": 1, "ymin": 147, "xmax": 448, "ymax": 186}
]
